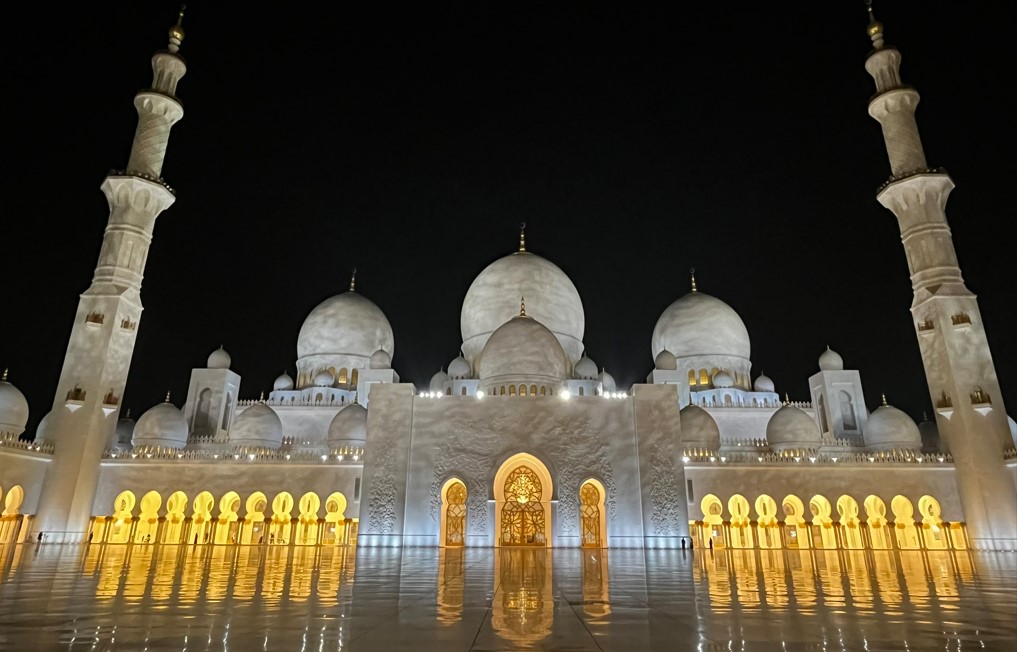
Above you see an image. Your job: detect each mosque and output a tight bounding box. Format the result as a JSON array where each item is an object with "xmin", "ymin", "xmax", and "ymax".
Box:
[{"xmin": 1, "ymin": 7, "xmax": 1015, "ymax": 553}]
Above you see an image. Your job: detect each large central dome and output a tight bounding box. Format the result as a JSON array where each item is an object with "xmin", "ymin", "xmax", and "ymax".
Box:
[
  {"xmin": 461, "ymin": 251, "xmax": 585, "ymax": 364},
  {"xmin": 298, "ymin": 291, "xmax": 394, "ymax": 361}
]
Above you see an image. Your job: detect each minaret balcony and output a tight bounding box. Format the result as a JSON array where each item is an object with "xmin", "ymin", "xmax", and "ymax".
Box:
[
  {"xmin": 934, "ymin": 391, "xmax": 953, "ymax": 419},
  {"xmin": 917, "ymin": 319, "xmax": 935, "ymax": 334},
  {"xmin": 84, "ymin": 311, "xmax": 105, "ymax": 326},
  {"xmin": 950, "ymin": 313, "xmax": 972, "ymax": 330},
  {"xmin": 65, "ymin": 386, "xmax": 87, "ymax": 412},
  {"xmin": 101, "ymin": 390, "xmax": 120, "ymax": 417},
  {"xmin": 970, "ymin": 388, "xmax": 992, "ymax": 416}
]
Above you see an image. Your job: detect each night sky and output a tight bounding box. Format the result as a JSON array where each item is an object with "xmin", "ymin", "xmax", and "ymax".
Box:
[{"xmin": 6, "ymin": 2, "xmax": 1015, "ymax": 437}]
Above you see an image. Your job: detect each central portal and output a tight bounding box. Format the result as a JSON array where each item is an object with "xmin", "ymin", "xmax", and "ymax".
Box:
[{"xmin": 495, "ymin": 453, "xmax": 553, "ymax": 547}]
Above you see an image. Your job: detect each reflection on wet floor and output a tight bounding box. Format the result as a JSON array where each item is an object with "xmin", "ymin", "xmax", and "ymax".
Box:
[{"xmin": 0, "ymin": 542, "xmax": 1013, "ymax": 651}]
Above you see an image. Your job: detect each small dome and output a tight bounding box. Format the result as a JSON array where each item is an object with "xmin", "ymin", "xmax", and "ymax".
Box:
[
  {"xmin": 448, "ymin": 355, "xmax": 471, "ymax": 379},
  {"xmin": 429, "ymin": 369, "xmax": 450, "ymax": 392},
  {"xmin": 314, "ymin": 370, "xmax": 335, "ymax": 387},
  {"xmin": 680, "ymin": 404, "xmax": 720, "ymax": 452},
  {"xmin": 207, "ymin": 346, "xmax": 231, "ymax": 370},
  {"xmin": 713, "ymin": 370, "xmax": 734, "ymax": 388},
  {"xmin": 753, "ymin": 374, "xmax": 775, "ymax": 392},
  {"xmin": 114, "ymin": 411, "xmax": 135, "ymax": 449},
  {"xmin": 35, "ymin": 410, "xmax": 55, "ymax": 444},
  {"xmin": 133, "ymin": 398, "xmax": 187, "ymax": 449},
  {"xmin": 574, "ymin": 355, "xmax": 598, "ymax": 379},
  {"xmin": 298, "ymin": 291, "xmax": 395, "ymax": 361},
  {"xmin": 599, "ymin": 368, "xmax": 617, "ymax": 393},
  {"xmin": 865, "ymin": 399, "xmax": 921, "ymax": 451},
  {"xmin": 918, "ymin": 413, "xmax": 941, "ymax": 454},
  {"xmin": 654, "ymin": 349, "xmax": 677, "ymax": 371},
  {"xmin": 230, "ymin": 403, "xmax": 283, "ymax": 449},
  {"xmin": 328, "ymin": 403, "xmax": 367, "ymax": 447},
  {"xmin": 766, "ymin": 404, "xmax": 821, "ymax": 451},
  {"xmin": 273, "ymin": 372, "xmax": 295, "ymax": 391},
  {"xmin": 369, "ymin": 349, "xmax": 392, "ymax": 369},
  {"xmin": 818, "ymin": 346, "xmax": 844, "ymax": 371},
  {"xmin": 477, "ymin": 315, "xmax": 568, "ymax": 385},
  {"xmin": 0, "ymin": 372, "xmax": 29, "ymax": 436}
]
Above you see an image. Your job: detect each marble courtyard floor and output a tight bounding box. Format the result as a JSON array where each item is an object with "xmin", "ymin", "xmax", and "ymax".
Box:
[{"xmin": 0, "ymin": 543, "xmax": 1014, "ymax": 651}]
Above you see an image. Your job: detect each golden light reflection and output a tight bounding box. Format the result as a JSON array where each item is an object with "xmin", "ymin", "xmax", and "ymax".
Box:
[
  {"xmin": 492, "ymin": 548, "xmax": 553, "ymax": 646},
  {"xmin": 581, "ymin": 549, "xmax": 610, "ymax": 620},
  {"xmin": 437, "ymin": 547, "xmax": 465, "ymax": 624}
]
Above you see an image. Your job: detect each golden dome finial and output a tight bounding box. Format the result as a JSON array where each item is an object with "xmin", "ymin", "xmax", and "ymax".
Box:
[
  {"xmin": 689, "ymin": 267, "xmax": 698, "ymax": 293},
  {"xmin": 349, "ymin": 267, "xmax": 357, "ymax": 292},
  {"xmin": 519, "ymin": 296, "xmax": 527, "ymax": 317},
  {"xmin": 1, "ymin": 368, "xmax": 7, "ymax": 382},
  {"xmin": 881, "ymin": 393, "xmax": 888, "ymax": 406},
  {"xmin": 164, "ymin": 390, "xmax": 172, "ymax": 403},
  {"xmin": 168, "ymin": 4, "xmax": 186, "ymax": 51},
  {"xmin": 783, "ymin": 393, "xmax": 790, "ymax": 406},
  {"xmin": 865, "ymin": 0, "xmax": 885, "ymax": 49},
  {"xmin": 519, "ymin": 222, "xmax": 527, "ymax": 252},
  {"xmin": 259, "ymin": 390, "xmax": 265, "ymax": 402}
]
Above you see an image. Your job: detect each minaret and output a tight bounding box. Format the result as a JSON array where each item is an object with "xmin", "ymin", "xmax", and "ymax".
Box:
[
  {"xmin": 32, "ymin": 9, "xmax": 189, "ymax": 542},
  {"xmin": 863, "ymin": 4, "xmax": 1017, "ymax": 549}
]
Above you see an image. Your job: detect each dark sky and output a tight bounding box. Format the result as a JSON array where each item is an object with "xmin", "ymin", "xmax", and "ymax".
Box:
[{"xmin": 5, "ymin": 2, "xmax": 1015, "ymax": 437}]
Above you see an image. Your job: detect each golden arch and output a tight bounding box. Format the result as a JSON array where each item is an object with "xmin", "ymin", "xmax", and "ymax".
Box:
[
  {"xmin": 0, "ymin": 485, "xmax": 25, "ymax": 544},
  {"xmin": 134, "ymin": 490, "xmax": 162, "ymax": 544},
  {"xmin": 214, "ymin": 491, "xmax": 241, "ymax": 544},
  {"xmin": 242, "ymin": 491, "xmax": 269, "ymax": 545},
  {"xmin": 2, "ymin": 485, "xmax": 24, "ymax": 517},
  {"xmin": 323, "ymin": 492, "xmax": 348, "ymax": 545},
  {"xmin": 781, "ymin": 494, "xmax": 809, "ymax": 549},
  {"xmin": 108, "ymin": 490, "xmax": 136, "ymax": 544},
  {"xmin": 754, "ymin": 494, "xmax": 780, "ymax": 548},
  {"xmin": 269, "ymin": 491, "xmax": 294, "ymax": 544},
  {"xmin": 191, "ymin": 491, "xmax": 215, "ymax": 544},
  {"xmin": 163, "ymin": 491, "xmax": 188, "ymax": 544},
  {"xmin": 441, "ymin": 478, "xmax": 468, "ymax": 547},
  {"xmin": 699, "ymin": 493, "xmax": 725, "ymax": 549},
  {"xmin": 891, "ymin": 495, "xmax": 920, "ymax": 549},
  {"xmin": 917, "ymin": 495, "xmax": 951, "ymax": 550},
  {"xmin": 296, "ymin": 492, "xmax": 321, "ymax": 546},
  {"xmin": 580, "ymin": 478, "xmax": 607, "ymax": 548},
  {"xmin": 809, "ymin": 494, "xmax": 836, "ymax": 549},
  {"xmin": 728, "ymin": 494, "xmax": 753, "ymax": 548},
  {"xmin": 836, "ymin": 495, "xmax": 864, "ymax": 549},
  {"xmin": 864, "ymin": 495, "xmax": 890, "ymax": 549},
  {"xmin": 494, "ymin": 453, "xmax": 553, "ymax": 547}
]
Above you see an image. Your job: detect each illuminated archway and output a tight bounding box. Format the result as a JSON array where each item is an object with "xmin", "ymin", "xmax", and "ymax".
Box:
[
  {"xmin": 2, "ymin": 485, "xmax": 23, "ymax": 516},
  {"xmin": 917, "ymin": 495, "xmax": 950, "ymax": 550},
  {"xmin": 109, "ymin": 490, "xmax": 136, "ymax": 544},
  {"xmin": 754, "ymin": 494, "xmax": 780, "ymax": 549},
  {"xmin": 134, "ymin": 490, "xmax": 162, "ymax": 544},
  {"xmin": 580, "ymin": 479, "xmax": 607, "ymax": 548},
  {"xmin": 728, "ymin": 494, "xmax": 753, "ymax": 548},
  {"xmin": 781, "ymin": 494, "xmax": 809, "ymax": 549},
  {"xmin": 191, "ymin": 491, "xmax": 215, "ymax": 544},
  {"xmin": 891, "ymin": 495, "xmax": 920, "ymax": 549},
  {"xmin": 323, "ymin": 492, "xmax": 348, "ymax": 545},
  {"xmin": 269, "ymin": 492, "xmax": 294, "ymax": 544},
  {"xmin": 297, "ymin": 492, "xmax": 321, "ymax": 545},
  {"xmin": 494, "ymin": 453, "xmax": 553, "ymax": 547},
  {"xmin": 809, "ymin": 495, "xmax": 837, "ymax": 549},
  {"xmin": 700, "ymin": 494, "xmax": 725, "ymax": 549},
  {"xmin": 0, "ymin": 485, "xmax": 25, "ymax": 544},
  {"xmin": 864, "ymin": 495, "xmax": 890, "ymax": 549},
  {"xmin": 164, "ymin": 491, "xmax": 188, "ymax": 544},
  {"xmin": 215, "ymin": 491, "xmax": 241, "ymax": 544},
  {"xmin": 440, "ymin": 478, "xmax": 467, "ymax": 547},
  {"xmin": 242, "ymin": 491, "xmax": 268, "ymax": 544},
  {"xmin": 836, "ymin": 495, "xmax": 863, "ymax": 549}
]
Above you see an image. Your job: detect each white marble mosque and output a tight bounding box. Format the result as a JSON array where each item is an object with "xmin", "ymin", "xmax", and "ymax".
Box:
[{"xmin": 1, "ymin": 7, "xmax": 1016, "ymax": 555}]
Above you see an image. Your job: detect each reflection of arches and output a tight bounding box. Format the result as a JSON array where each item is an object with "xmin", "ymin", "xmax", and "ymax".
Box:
[
  {"xmin": 109, "ymin": 490, "xmax": 137, "ymax": 543},
  {"xmin": 809, "ymin": 495, "xmax": 836, "ymax": 549},
  {"xmin": 297, "ymin": 492, "xmax": 321, "ymax": 545},
  {"xmin": 891, "ymin": 495, "xmax": 920, "ymax": 549},
  {"xmin": 494, "ymin": 453, "xmax": 553, "ymax": 547},
  {"xmin": 323, "ymin": 492, "xmax": 348, "ymax": 545},
  {"xmin": 191, "ymin": 491, "xmax": 215, "ymax": 544},
  {"xmin": 164, "ymin": 491, "xmax": 188, "ymax": 544},
  {"xmin": 134, "ymin": 490, "xmax": 162, "ymax": 544},
  {"xmin": 491, "ymin": 548, "xmax": 553, "ymax": 646},
  {"xmin": 836, "ymin": 495, "xmax": 863, "ymax": 549},
  {"xmin": 269, "ymin": 492, "xmax": 294, "ymax": 544},
  {"xmin": 215, "ymin": 491, "xmax": 241, "ymax": 544},
  {"xmin": 441, "ymin": 478, "xmax": 467, "ymax": 547},
  {"xmin": 580, "ymin": 479, "xmax": 607, "ymax": 548},
  {"xmin": 864, "ymin": 495, "xmax": 890, "ymax": 549},
  {"xmin": 839, "ymin": 390, "xmax": 857, "ymax": 430},
  {"xmin": 754, "ymin": 494, "xmax": 780, "ymax": 548},
  {"xmin": 728, "ymin": 494, "xmax": 753, "ymax": 548},
  {"xmin": 818, "ymin": 394, "xmax": 829, "ymax": 433},
  {"xmin": 700, "ymin": 494, "xmax": 725, "ymax": 549},
  {"xmin": 242, "ymin": 491, "xmax": 268, "ymax": 544},
  {"xmin": 917, "ymin": 495, "xmax": 949, "ymax": 550},
  {"xmin": 781, "ymin": 494, "xmax": 809, "ymax": 549}
]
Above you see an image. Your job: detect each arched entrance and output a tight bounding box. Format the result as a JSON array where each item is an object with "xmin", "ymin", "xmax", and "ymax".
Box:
[
  {"xmin": 494, "ymin": 453, "xmax": 553, "ymax": 547},
  {"xmin": 441, "ymin": 478, "xmax": 467, "ymax": 547},
  {"xmin": 579, "ymin": 479, "xmax": 606, "ymax": 548}
]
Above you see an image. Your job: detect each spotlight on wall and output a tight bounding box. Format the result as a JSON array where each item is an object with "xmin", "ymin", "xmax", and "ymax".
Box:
[
  {"xmin": 476, "ymin": 390, "xmax": 485, "ymax": 399},
  {"xmin": 560, "ymin": 390, "xmax": 571, "ymax": 400}
]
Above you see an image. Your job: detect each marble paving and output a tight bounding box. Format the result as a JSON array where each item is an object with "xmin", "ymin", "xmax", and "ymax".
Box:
[{"xmin": 0, "ymin": 543, "xmax": 1014, "ymax": 650}]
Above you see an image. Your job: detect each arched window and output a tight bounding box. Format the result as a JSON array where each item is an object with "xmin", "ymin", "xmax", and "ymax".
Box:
[
  {"xmin": 194, "ymin": 388, "xmax": 212, "ymax": 436},
  {"xmin": 699, "ymin": 369, "xmax": 709, "ymax": 385},
  {"xmin": 689, "ymin": 370, "xmax": 697, "ymax": 386},
  {"xmin": 818, "ymin": 394, "xmax": 830, "ymax": 433},
  {"xmin": 338, "ymin": 368, "xmax": 348, "ymax": 384},
  {"xmin": 578, "ymin": 387, "xmax": 585, "ymax": 396},
  {"xmin": 520, "ymin": 385, "xmax": 528, "ymax": 397},
  {"xmin": 530, "ymin": 384, "xmax": 537, "ymax": 396},
  {"xmin": 222, "ymin": 392, "xmax": 233, "ymax": 431},
  {"xmin": 839, "ymin": 390, "xmax": 857, "ymax": 430},
  {"xmin": 540, "ymin": 386, "xmax": 546, "ymax": 396},
  {"xmin": 444, "ymin": 480, "xmax": 467, "ymax": 547},
  {"xmin": 509, "ymin": 385, "xmax": 516, "ymax": 396},
  {"xmin": 446, "ymin": 387, "xmax": 452, "ymax": 395},
  {"xmin": 500, "ymin": 386, "xmax": 506, "ymax": 396},
  {"xmin": 461, "ymin": 386, "xmax": 467, "ymax": 396},
  {"xmin": 580, "ymin": 482, "xmax": 602, "ymax": 547}
]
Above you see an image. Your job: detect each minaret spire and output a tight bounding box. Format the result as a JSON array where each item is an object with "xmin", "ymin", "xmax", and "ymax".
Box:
[
  {"xmin": 350, "ymin": 267, "xmax": 357, "ymax": 292},
  {"xmin": 519, "ymin": 296, "xmax": 527, "ymax": 317},
  {"xmin": 689, "ymin": 267, "xmax": 698, "ymax": 293},
  {"xmin": 863, "ymin": 5, "xmax": 1017, "ymax": 549},
  {"xmin": 168, "ymin": 4, "xmax": 186, "ymax": 53},
  {"xmin": 518, "ymin": 222, "xmax": 527, "ymax": 252}
]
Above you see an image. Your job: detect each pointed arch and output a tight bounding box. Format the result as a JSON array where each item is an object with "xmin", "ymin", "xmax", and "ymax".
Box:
[
  {"xmin": 836, "ymin": 495, "xmax": 863, "ymax": 549},
  {"xmin": 579, "ymin": 478, "xmax": 607, "ymax": 548},
  {"xmin": 440, "ymin": 478, "xmax": 468, "ymax": 547},
  {"xmin": 754, "ymin": 494, "xmax": 780, "ymax": 548},
  {"xmin": 891, "ymin": 495, "xmax": 920, "ymax": 549},
  {"xmin": 494, "ymin": 453, "xmax": 553, "ymax": 547},
  {"xmin": 728, "ymin": 494, "xmax": 753, "ymax": 548},
  {"xmin": 864, "ymin": 495, "xmax": 890, "ymax": 549},
  {"xmin": 135, "ymin": 490, "xmax": 162, "ymax": 544}
]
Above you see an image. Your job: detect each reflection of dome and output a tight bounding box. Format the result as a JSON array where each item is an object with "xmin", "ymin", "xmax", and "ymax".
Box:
[
  {"xmin": 430, "ymin": 369, "xmax": 450, "ymax": 392},
  {"xmin": 680, "ymin": 404, "xmax": 720, "ymax": 452},
  {"xmin": 865, "ymin": 398, "xmax": 921, "ymax": 451},
  {"xmin": 753, "ymin": 374, "xmax": 775, "ymax": 392},
  {"xmin": 298, "ymin": 291, "xmax": 394, "ymax": 360},
  {"xmin": 713, "ymin": 370, "xmax": 734, "ymax": 388},
  {"xmin": 478, "ymin": 315, "xmax": 568, "ymax": 387},
  {"xmin": 461, "ymin": 251, "xmax": 585, "ymax": 364},
  {"xmin": 818, "ymin": 346, "xmax": 844, "ymax": 371},
  {"xmin": 448, "ymin": 355, "xmax": 470, "ymax": 379},
  {"xmin": 766, "ymin": 404, "xmax": 821, "ymax": 451},
  {"xmin": 0, "ymin": 372, "xmax": 29, "ymax": 436},
  {"xmin": 652, "ymin": 291, "xmax": 750, "ymax": 361},
  {"xmin": 273, "ymin": 372, "xmax": 294, "ymax": 391},
  {"xmin": 599, "ymin": 369, "xmax": 616, "ymax": 393},
  {"xmin": 654, "ymin": 349, "xmax": 677, "ymax": 370},
  {"xmin": 133, "ymin": 398, "xmax": 187, "ymax": 449},
  {"xmin": 314, "ymin": 370, "xmax": 335, "ymax": 387},
  {"xmin": 574, "ymin": 355, "xmax": 598, "ymax": 379},
  {"xmin": 207, "ymin": 346, "xmax": 231, "ymax": 369},
  {"xmin": 328, "ymin": 403, "xmax": 367, "ymax": 447},
  {"xmin": 230, "ymin": 403, "xmax": 283, "ymax": 450},
  {"xmin": 369, "ymin": 349, "xmax": 392, "ymax": 369}
]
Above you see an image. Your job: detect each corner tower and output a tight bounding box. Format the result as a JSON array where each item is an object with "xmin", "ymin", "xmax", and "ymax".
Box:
[
  {"xmin": 863, "ymin": 4, "xmax": 1017, "ymax": 549},
  {"xmin": 32, "ymin": 9, "xmax": 189, "ymax": 541}
]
